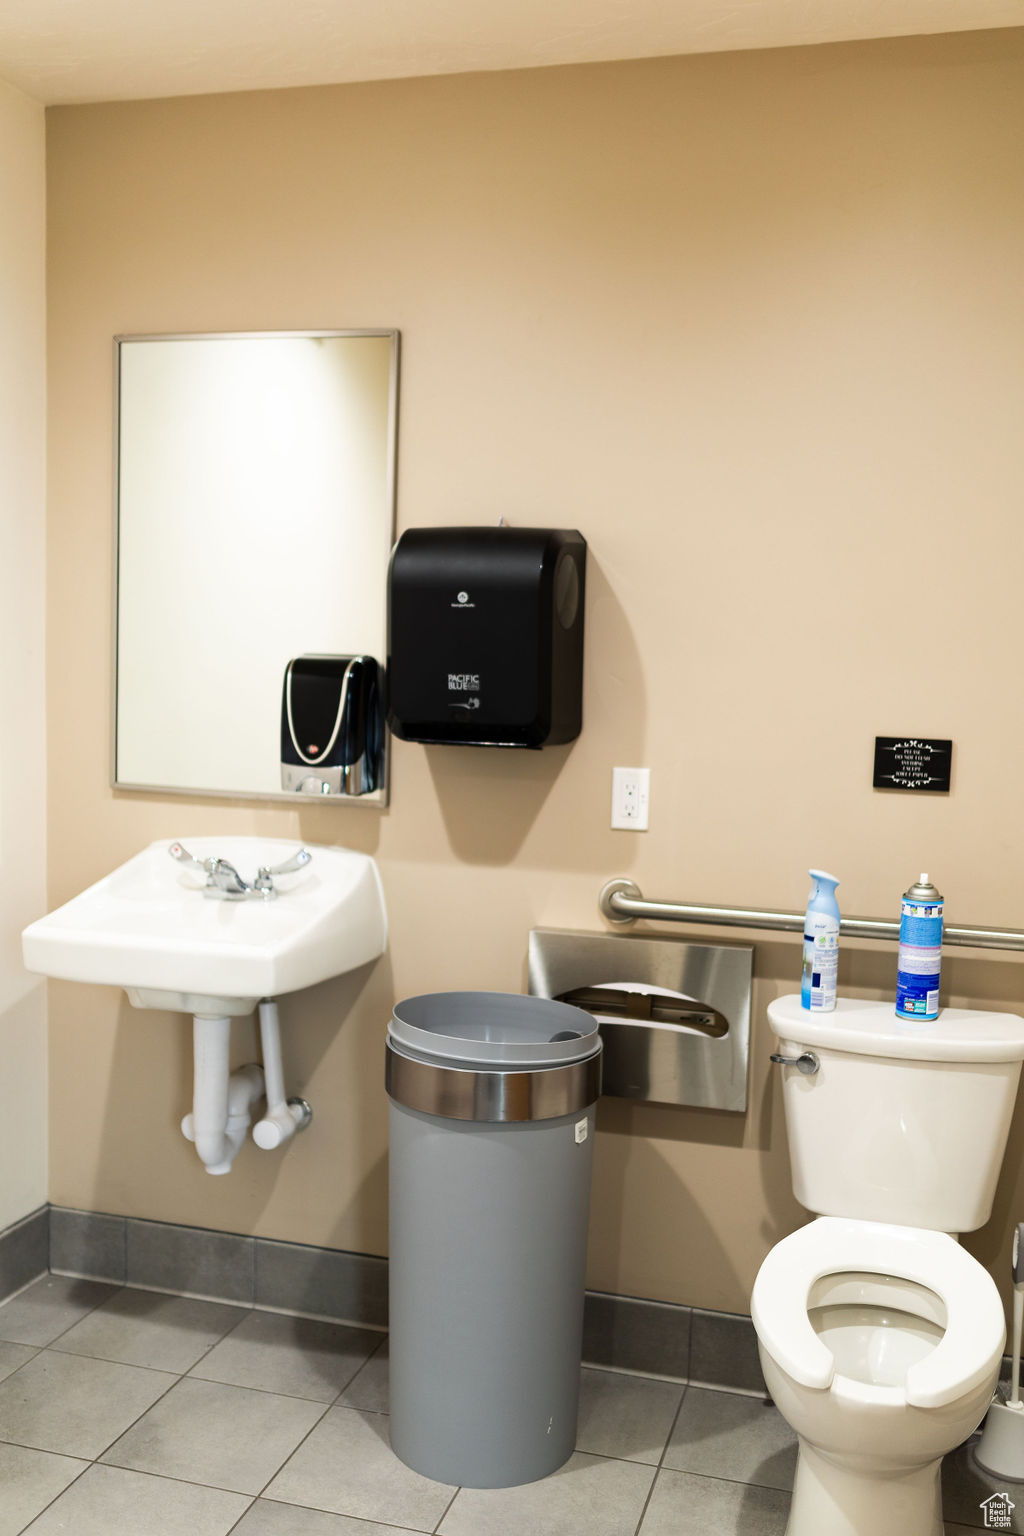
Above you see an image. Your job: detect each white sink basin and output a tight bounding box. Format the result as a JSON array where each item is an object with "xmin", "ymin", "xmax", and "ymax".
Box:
[{"xmin": 22, "ymin": 836, "xmax": 388, "ymax": 1015}]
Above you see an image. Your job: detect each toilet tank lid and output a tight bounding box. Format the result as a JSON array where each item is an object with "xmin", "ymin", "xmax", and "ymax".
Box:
[{"xmin": 768, "ymin": 994, "xmax": 1024, "ymax": 1063}]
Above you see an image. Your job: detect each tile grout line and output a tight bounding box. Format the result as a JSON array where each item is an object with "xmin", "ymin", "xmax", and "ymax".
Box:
[
  {"xmin": 432, "ymin": 1479, "xmax": 462, "ymax": 1533},
  {"xmin": 184, "ymin": 1332, "xmax": 388, "ymax": 1407},
  {"xmin": 98, "ymin": 1444, "xmax": 305, "ymax": 1506},
  {"xmin": 0, "ymin": 1276, "xmax": 126, "ymax": 1353},
  {"xmin": 582, "ymin": 1359, "xmax": 691, "ymax": 1388},
  {"xmin": 214, "ymin": 1492, "xmax": 259, "ymax": 1536},
  {"xmin": 658, "ymin": 1382, "xmax": 689, "ymax": 1472},
  {"xmin": 235, "ymin": 1297, "xmax": 387, "ymax": 1332},
  {"xmin": 629, "ymin": 1378, "xmax": 690, "ymax": 1536},
  {"xmin": 89, "ymin": 1355, "xmax": 186, "ymax": 1466},
  {"xmin": 325, "ymin": 1336, "xmax": 388, "ymax": 1409},
  {"xmin": 13, "ymin": 1454, "xmax": 94, "ymax": 1536},
  {"xmin": 90, "ymin": 1277, "xmax": 256, "ymax": 1309},
  {"xmin": 249, "ymin": 1394, "xmax": 336, "ymax": 1506},
  {"xmin": 171, "ymin": 1362, "xmax": 378, "ymax": 1409},
  {"xmin": 0, "ymin": 1343, "xmax": 43, "ymax": 1386},
  {"xmin": 182, "ymin": 1301, "xmax": 256, "ymax": 1372}
]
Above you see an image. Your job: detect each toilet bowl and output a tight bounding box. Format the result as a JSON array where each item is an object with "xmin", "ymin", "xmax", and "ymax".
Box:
[
  {"xmin": 754, "ymin": 995, "xmax": 1024, "ymax": 1536},
  {"xmin": 753, "ymin": 1217, "xmax": 1004, "ymax": 1536}
]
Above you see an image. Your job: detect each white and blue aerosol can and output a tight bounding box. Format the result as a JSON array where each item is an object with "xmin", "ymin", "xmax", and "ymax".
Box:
[
  {"xmin": 896, "ymin": 874, "xmax": 944, "ymax": 1021},
  {"xmin": 801, "ymin": 870, "xmax": 840, "ymax": 1012}
]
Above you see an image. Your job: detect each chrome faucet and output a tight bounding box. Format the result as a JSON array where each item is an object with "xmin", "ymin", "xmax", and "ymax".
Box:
[
  {"xmin": 205, "ymin": 858, "xmax": 249, "ymax": 898},
  {"xmin": 168, "ymin": 842, "xmax": 312, "ymax": 900}
]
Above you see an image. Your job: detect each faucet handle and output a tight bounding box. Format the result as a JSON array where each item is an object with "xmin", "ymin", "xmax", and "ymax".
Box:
[
  {"xmin": 168, "ymin": 841, "xmax": 208, "ymax": 872},
  {"xmin": 256, "ymin": 848, "xmax": 313, "ymax": 881},
  {"xmin": 252, "ymin": 848, "xmax": 312, "ymax": 899}
]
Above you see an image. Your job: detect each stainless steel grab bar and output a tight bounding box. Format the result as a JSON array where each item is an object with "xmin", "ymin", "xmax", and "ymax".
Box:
[{"xmin": 598, "ymin": 878, "xmax": 1024, "ymax": 953}]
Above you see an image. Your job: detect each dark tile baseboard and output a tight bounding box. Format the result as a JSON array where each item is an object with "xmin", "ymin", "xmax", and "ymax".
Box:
[
  {"xmin": 49, "ymin": 1206, "xmax": 126, "ymax": 1284},
  {"xmin": 689, "ymin": 1305, "xmax": 767, "ymax": 1394},
  {"xmin": 32, "ymin": 1204, "xmax": 763, "ymax": 1390},
  {"xmin": 0, "ymin": 1206, "xmax": 48, "ymax": 1301},
  {"xmin": 48, "ymin": 1208, "xmax": 390, "ymax": 1328},
  {"xmin": 582, "ymin": 1287, "xmax": 692, "ymax": 1380}
]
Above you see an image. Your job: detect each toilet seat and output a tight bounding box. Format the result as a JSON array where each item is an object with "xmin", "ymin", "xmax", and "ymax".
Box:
[{"xmin": 751, "ymin": 1217, "xmax": 1005, "ymax": 1410}]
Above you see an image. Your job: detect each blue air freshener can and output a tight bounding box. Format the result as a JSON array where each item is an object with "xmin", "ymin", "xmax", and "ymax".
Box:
[{"xmin": 896, "ymin": 875, "xmax": 943, "ymax": 1021}]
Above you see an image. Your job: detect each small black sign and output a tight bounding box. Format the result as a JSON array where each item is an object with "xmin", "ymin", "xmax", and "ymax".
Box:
[{"xmin": 873, "ymin": 737, "xmax": 952, "ymax": 793}]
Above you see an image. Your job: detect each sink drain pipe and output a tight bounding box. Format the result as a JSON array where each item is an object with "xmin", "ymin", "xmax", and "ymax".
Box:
[
  {"xmin": 181, "ymin": 1002, "xmax": 313, "ymax": 1174},
  {"xmin": 181, "ymin": 1016, "xmax": 264, "ymax": 1175},
  {"xmin": 253, "ymin": 999, "xmax": 313, "ymax": 1150}
]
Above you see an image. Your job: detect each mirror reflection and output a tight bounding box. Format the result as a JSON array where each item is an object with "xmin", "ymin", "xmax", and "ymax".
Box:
[{"xmin": 114, "ymin": 330, "xmax": 398, "ymax": 803}]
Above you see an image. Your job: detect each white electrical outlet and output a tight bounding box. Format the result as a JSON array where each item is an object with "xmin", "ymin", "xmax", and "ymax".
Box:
[{"xmin": 611, "ymin": 767, "xmax": 650, "ymax": 830}]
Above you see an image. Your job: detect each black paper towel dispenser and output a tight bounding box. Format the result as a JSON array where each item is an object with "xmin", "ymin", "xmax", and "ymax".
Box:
[{"xmin": 387, "ymin": 526, "xmax": 586, "ymax": 748}]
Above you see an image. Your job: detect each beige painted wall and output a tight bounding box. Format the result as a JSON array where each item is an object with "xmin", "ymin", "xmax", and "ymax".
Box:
[
  {"xmin": 45, "ymin": 29, "xmax": 1024, "ymax": 1314},
  {"xmin": 0, "ymin": 77, "xmax": 48, "ymax": 1231}
]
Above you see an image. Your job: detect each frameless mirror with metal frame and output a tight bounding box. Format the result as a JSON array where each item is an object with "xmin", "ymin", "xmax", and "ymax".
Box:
[{"xmin": 113, "ymin": 329, "xmax": 399, "ymax": 805}]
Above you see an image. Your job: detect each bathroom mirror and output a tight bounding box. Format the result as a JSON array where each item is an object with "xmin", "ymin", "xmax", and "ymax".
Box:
[{"xmin": 113, "ymin": 330, "xmax": 398, "ymax": 804}]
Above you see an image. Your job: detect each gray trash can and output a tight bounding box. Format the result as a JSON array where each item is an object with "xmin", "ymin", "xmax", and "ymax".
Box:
[{"xmin": 386, "ymin": 990, "xmax": 602, "ymax": 1489}]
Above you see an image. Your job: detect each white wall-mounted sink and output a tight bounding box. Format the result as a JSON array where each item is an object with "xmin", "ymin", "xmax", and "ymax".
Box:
[{"xmin": 22, "ymin": 836, "xmax": 388, "ymax": 1016}]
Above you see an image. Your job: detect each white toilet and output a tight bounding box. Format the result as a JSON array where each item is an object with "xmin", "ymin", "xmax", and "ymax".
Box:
[{"xmin": 752, "ymin": 994, "xmax": 1024, "ymax": 1536}]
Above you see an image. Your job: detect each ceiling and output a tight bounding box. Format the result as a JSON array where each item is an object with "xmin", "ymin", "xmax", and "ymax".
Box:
[{"xmin": 0, "ymin": 0, "xmax": 1021, "ymax": 106}]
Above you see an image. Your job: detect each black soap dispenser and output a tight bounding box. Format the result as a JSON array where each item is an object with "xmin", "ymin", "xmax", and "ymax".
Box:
[{"xmin": 280, "ymin": 655, "xmax": 385, "ymax": 794}]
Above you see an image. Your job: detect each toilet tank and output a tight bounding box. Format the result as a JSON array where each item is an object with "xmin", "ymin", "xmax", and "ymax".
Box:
[{"xmin": 768, "ymin": 995, "xmax": 1024, "ymax": 1234}]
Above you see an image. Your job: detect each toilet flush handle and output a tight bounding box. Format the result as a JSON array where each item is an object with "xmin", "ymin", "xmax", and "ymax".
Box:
[{"xmin": 769, "ymin": 1051, "xmax": 820, "ymax": 1076}]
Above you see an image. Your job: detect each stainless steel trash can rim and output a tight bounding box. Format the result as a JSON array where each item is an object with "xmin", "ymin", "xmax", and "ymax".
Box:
[
  {"xmin": 386, "ymin": 1037, "xmax": 602, "ymax": 1122},
  {"xmin": 390, "ymin": 990, "xmax": 600, "ymax": 1069}
]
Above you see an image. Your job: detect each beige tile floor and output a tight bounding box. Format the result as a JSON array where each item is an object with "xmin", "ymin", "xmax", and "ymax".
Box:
[{"xmin": 0, "ymin": 1274, "xmax": 1015, "ymax": 1535}]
